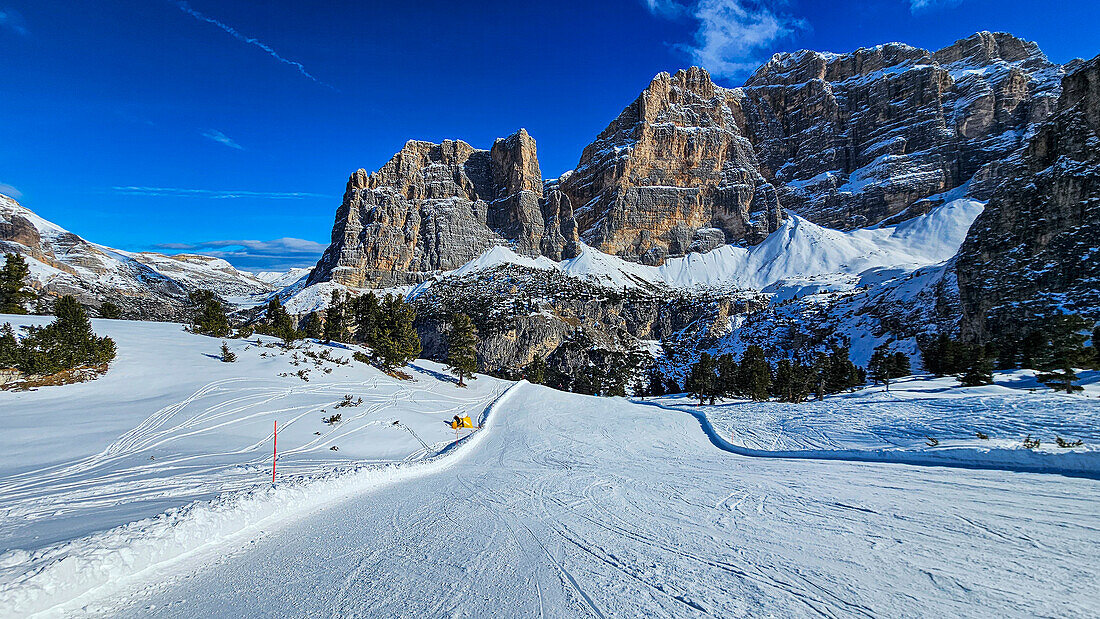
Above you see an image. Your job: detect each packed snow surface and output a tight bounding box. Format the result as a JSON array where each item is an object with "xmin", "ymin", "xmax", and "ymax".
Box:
[{"xmin": 453, "ymin": 199, "xmax": 983, "ymax": 290}]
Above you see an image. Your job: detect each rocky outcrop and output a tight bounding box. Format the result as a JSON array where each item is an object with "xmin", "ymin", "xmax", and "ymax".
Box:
[
  {"xmin": 739, "ymin": 31, "xmax": 1063, "ymax": 229},
  {"xmin": 309, "ymin": 129, "xmax": 579, "ymax": 287},
  {"xmin": 561, "ymin": 67, "xmax": 782, "ymax": 265},
  {"xmin": 956, "ymin": 54, "xmax": 1100, "ymax": 340}
]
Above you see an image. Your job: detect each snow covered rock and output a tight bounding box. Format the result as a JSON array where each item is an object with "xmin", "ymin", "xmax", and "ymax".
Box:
[
  {"xmin": 956, "ymin": 52, "xmax": 1100, "ymax": 339},
  {"xmin": 0, "ymin": 195, "xmax": 276, "ymax": 319}
]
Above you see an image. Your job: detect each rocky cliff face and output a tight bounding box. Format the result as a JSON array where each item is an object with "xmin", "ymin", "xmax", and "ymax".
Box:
[
  {"xmin": 956, "ymin": 54, "xmax": 1100, "ymax": 340},
  {"xmin": 560, "ymin": 66, "xmax": 782, "ymax": 264},
  {"xmin": 312, "ymin": 32, "xmax": 1068, "ymax": 288},
  {"xmin": 309, "ymin": 129, "xmax": 579, "ymax": 287},
  {"xmin": 740, "ymin": 31, "xmax": 1062, "ymax": 229}
]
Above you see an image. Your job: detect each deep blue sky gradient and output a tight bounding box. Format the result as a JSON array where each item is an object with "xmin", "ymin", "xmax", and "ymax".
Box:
[{"xmin": 1, "ymin": 0, "xmax": 1097, "ymax": 269}]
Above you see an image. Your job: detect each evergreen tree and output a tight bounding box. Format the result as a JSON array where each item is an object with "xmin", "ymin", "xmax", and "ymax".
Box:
[
  {"xmin": 369, "ymin": 294, "xmax": 421, "ymax": 370},
  {"xmin": 956, "ymin": 343, "xmax": 994, "ymax": 386},
  {"xmin": 0, "ymin": 323, "xmax": 18, "ymax": 368},
  {"xmin": 302, "ymin": 312, "xmax": 323, "ymax": 340},
  {"xmin": 826, "ymin": 346, "xmax": 860, "ymax": 393},
  {"xmin": 98, "ymin": 302, "xmax": 121, "ymax": 319},
  {"xmin": 737, "ymin": 345, "xmax": 771, "ymax": 401},
  {"xmin": 322, "ymin": 290, "xmax": 347, "ymax": 343},
  {"xmin": 868, "ymin": 343, "xmax": 897, "ymax": 391},
  {"xmin": 892, "ymin": 352, "xmax": 911, "ymax": 379},
  {"xmin": 220, "ymin": 341, "xmax": 236, "ymax": 363},
  {"xmin": 0, "ymin": 253, "xmax": 33, "ymax": 314},
  {"xmin": 265, "ymin": 298, "xmax": 299, "ymax": 344},
  {"xmin": 686, "ymin": 352, "xmax": 719, "ymax": 405},
  {"xmin": 1019, "ymin": 330, "xmax": 1049, "ymax": 370},
  {"xmin": 773, "ymin": 358, "xmax": 793, "ymax": 401},
  {"xmin": 18, "ymin": 295, "xmax": 116, "ymax": 374},
  {"xmin": 1035, "ymin": 314, "xmax": 1091, "ymax": 393},
  {"xmin": 772, "ymin": 358, "xmax": 813, "ymax": 403},
  {"xmin": 527, "ymin": 357, "xmax": 548, "ymax": 385},
  {"xmin": 446, "ymin": 312, "xmax": 478, "ymax": 386},
  {"xmin": 353, "ymin": 292, "xmax": 381, "ymax": 344},
  {"xmin": 645, "ymin": 367, "xmax": 666, "ymax": 396},
  {"xmin": 189, "ymin": 290, "xmax": 230, "ymax": 337},
  {"xmin": 716, "ymin": 353, "xmax": 737, "ymax": 397}
]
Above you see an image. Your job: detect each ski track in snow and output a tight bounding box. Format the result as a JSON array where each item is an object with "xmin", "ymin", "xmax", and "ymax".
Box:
[{"xmin": 64, "ymin": 384, "xmax": 1100, "ymax": 618}]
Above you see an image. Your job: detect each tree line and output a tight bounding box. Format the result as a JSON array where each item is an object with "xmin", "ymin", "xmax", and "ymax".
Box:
[
  {"xmin": 921, "ymin": 313, "xmax": 1099, "ymax": 392},
  {"xmin": 679, "ymin": 344, "xmax": 867, "ymax": 405}
]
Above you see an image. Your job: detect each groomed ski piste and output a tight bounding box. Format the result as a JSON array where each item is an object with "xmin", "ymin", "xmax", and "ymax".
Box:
[{"xmin": 0, "ymin": 317, "xmax": 1098, "ymax": 617}]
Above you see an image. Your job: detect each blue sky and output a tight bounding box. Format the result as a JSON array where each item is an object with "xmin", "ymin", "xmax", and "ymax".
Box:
[{"xmin": 1, "ymin": 0, "xmax": 1097, "ymax": 270}]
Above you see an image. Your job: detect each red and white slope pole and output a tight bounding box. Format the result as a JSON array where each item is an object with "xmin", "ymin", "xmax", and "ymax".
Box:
[{"xmin": 272, "ymin": 420, "xmax": 278, "ymax": 484}]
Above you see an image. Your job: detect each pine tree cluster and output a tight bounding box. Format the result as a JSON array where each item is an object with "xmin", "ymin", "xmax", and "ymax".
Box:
[
  {"xmin": 922, "ymin": 313, "xmax": 1098, "ymax": 392},
  {"xmin": 868, "ymin": 343, "xmax": 910, "ymax": 391},
  {"xmin": 920, "ymin": 333, "xmax": 994, "ymax": 386},
  {"xmin": 317, "ymin": 291, "xmax": 421, "ymax": 371},
  {"xmin": 188, "ymin": 290, "xmax": 231, "ymax": 338},
  {"xmin": 683, "ymin": 345, "xmax": 864, "ymax": 404},
  {"xmin": 0, "ymin": 295, "xmax": 116, "ymax": 375}
]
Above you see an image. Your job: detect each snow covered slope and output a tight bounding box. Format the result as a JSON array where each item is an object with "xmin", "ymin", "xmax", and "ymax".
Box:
[
  {"xmin": 284, "ymin": 198, "xmax": 983, "ymax": 315},
  {"xmin": 0, "ymin": 315, "xmax": 509, "ymax": 555},
  {"xmin": 459, "ymin": 198, "xmax": 983, "ymax": 290},
  {"xmin": 0, "ymin": 196, "xmax": 277, "ymax": 317},
  {"xmin": 23, "ymin": 382, "xmax": 1097, "ymax": 618},
  {"xmin": 656, "ymin": 372, "xmax": 1100, "ymax": 476}
]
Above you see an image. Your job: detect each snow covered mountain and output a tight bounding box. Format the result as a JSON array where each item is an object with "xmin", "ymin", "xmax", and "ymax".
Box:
[
  {"xmin": 0, "ymin": 195, "xmax": 280, "ymax": 318},
  {"xmin": 289, "ymin": 33, "xmax": 1097, "ymax": 382}
]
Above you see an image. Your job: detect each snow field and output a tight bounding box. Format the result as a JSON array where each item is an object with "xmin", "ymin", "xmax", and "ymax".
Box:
[
  {"xmin": 0, "ymin": 382, "xmax": 523, "ymax": 617},
  {"xmin": 653, "ymin": 371, "xmax": 1100, "ymax": 477},
  {"xmin": 0, "ymin": 316, "xmax": 515, "ymax": 615}
]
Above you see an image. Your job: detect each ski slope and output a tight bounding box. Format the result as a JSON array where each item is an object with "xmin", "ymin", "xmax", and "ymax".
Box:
[{"xmin": 17, "ymin": 384, "xmax": 1095, "ymax": 617}]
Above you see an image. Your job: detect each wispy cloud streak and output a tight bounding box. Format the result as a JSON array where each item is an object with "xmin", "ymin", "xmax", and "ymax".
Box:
[
  {"xmin": 201, "ymin": 129, "xmax": 244, "ymax": 150},
  {"xmin": 172, "ymin": 0, "xmax": 335, "ymax": 90},
  {"xmin": 153, "ymin": 238, "xmax": 326, "ymax": 270},
  {"xmin": 0, "ymin": 7, "xmax": 28, "ymax": 36},
  {"xmin": 113, "ymin": 186, "xmax": 336, "ymax": 200}
]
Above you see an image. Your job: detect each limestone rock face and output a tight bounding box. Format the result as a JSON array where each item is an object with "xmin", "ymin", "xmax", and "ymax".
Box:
[
  {"xmin": 956, "ymin": 54, "xmax": 1100, "ymax": 340},
  {"xmin": 739, "ymin": 31, "xmax": 1063, "ymax": 229},
  {"xmin": 561, "ymin": 67, "xmax": 782, "ymax": 265},
  {"xmin": 309, "ymin": 130, "xmax": 579, "ymax": 287},
  {"xmin": 311, "ymin": 32, "xmax": 1072, "ymax": 288}
]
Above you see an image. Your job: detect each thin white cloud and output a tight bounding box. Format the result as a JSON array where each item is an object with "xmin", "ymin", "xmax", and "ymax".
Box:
[
  {"xmin": 112, "ymin": 186, "xmax": 336, "ymax": 200},
  {"xmin": 0, "ymin": 182, "xmax": 22, "ymax": 199},
  {"xmin": 172, "ymin": 0, "xmax": 335, "ymax": 90},
  {"xmin": 908, "ymin": 0, "xmax": 962, "ymax": 12},
  {"xmin": 153, "ymin": 238, "xmax": 327, "ymax": 270},
  {"xmin": 643, "ymin": 0, "xmax": 687, "ymax": 17},
  {"xmin": 0, "ymin": 7, "xmax": 28, "ymax": 36},
  {"xmin": 646, "ymin": 0, "xmax": 804, "ymax": 80},
  {"xmin": 201, "ymin": 129, "xmax": 244, "ymax": 150}
]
